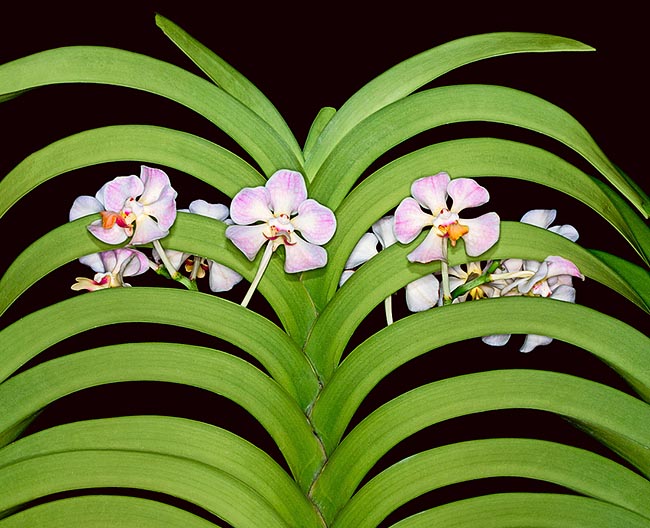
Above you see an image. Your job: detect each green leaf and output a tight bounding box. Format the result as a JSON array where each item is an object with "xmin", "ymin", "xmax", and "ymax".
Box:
[
  {"xmin": 332, "ymin": 439, "xmax": 650, "ymax": 528},
  {"xmin": 0, "ymin": 287, "xmax": 318, "ymax": 409},
  {"xmin": 0, "ymin": 495, "xmax": 220, "ymax": 528},
  {"xmin": 304, "ymin": 222, "xmax": 650, "ymax": 382},
  {"xmin": 305, "ymin": 32, "xmax": 595, "ymax": 176},
  {"xmin": 310, "ymin": 370, "xmax": 650, "ymax": 520},
  {"xmin": 0, "ymin": 46, "xmax": 302, "ymax": 174},
  {"xmin": 308, "ymin": 85, "xmax": 649, "ymax": 216},
  {"xmin": 0, "ymin": 125, "xmax": 265, "ymax": 219},
  {"xmin": 303, "ymin": 106, "xmax": 337, "ymax": 160},
  {"xmin": 390, "ymin": 493, "xmax": 650, "ymax": 528},
  {"xmin": 0, "ymin": 214, "xmax": 317, "ymax": 343},
  {"xmin": 0, "ymin": 450, "xmax": 288, "ymax": 527},
  {"xmin": 312, "ymin": 138, "xmax": 650, "ymax": 307},
  {"xmin": 154, "ymin": 14, "xmax": 302, "ymax": 162},
  {"xmin": 0, "ymin": 416, "xmax": 321, "ymax": 527},
  {"xmin": 0, "ymin": 343, "xmax": 324, "ymax": 493}
]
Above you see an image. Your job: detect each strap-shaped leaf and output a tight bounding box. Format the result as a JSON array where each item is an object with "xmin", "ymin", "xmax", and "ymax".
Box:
[
  {"xmin": 154, "ymin": 14, "xmax": 302, "ymax": 162},
  {"xmin": 304, "ymin": 222, "xmax": 650, "ymax": 382},
  {"xmin": 0, "ymin": 287, "xmax": 318, "ymax": 409},
  {"xmin": 310, "ymin": 296, "xmax": 650, "ymax": 453},
  {"xmin": 0, "ymin": 344, "xmax": 324, "ymax": 493},
  {"xmin": 0, "ymin": 450, "xmax": 288, "ymax": 527},
  {"xmin": 308, "ymin": 85, "xmax": 649, "ymax": 216},
  {"xmin": 0, "ymin": 416, "xmax": 321, "ymax": 528},
  {"xmin": 0, "ymin": 214, "xmax": 317, "ymax": 344},
  {"xmin": 311, "ymin": 138, "xmax": 650, "ymax": 307},
  {"xmin": 0, "ymin": 46, "xmax": 302, "ymax": 174},
  {"xmin": 333, "ymin": 439, "xmax": 650, "ymax": 528},
  {"xmin": 390, "ymin": 493, "xmax": 650, "ymax": 528},
  {"xmin": 305, "ymin": 32, "xmax": 594, "ymax": 175},
  {"xmin": 0, "ymin": 124, "xmax": 265, "ymax": 219},
  {"xmin": 0, "ymin": 495, "xmax": 219, "ymax": 528},
  {"xmin": 303, "ymin": 106, "xmax": 337, "ymax": 160},
  {"xmin": 311, "ymin": 370, "xmax": 650, "ymax": 520}
]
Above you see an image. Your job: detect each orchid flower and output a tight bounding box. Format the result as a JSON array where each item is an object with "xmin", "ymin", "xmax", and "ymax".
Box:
[
  {"xmin": 393, "ymin": 172, "xmax": 500, "ymax": 263},
  {"xmin": 153, "ymin": 200, "xmax": 243, "ymax": 292},
  {"xmin": 71, "ymin": 248, "xmax": 150, "ymax": 291},
  {"xmin": 448, "ymin": 261, "xmax": 503, "ymax": 302},
  {"xmin": 70, "ymin": 165, "xmax": 177, "ymax": 246},
  {"xmin": 340, "ymin": 216, "xmax": 440, "ymax": 320},
  {"xmin": 226, "ymin": 169, "xmax": 336, "ymax": 306}
]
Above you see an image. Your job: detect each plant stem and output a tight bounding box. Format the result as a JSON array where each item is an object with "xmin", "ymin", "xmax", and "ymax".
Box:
[
  {"xmin": 241, "ymin": 240, "xmax": 274, "ymax": 308},
  {"xmin": 441, "ymin": 241, "xmax": 452, "ymax": 305},
  {"xmin": 152, "ymin": 239, "xmax": 179, "ymax": 280},
  {"xmin": 384, "ymin": 296, "xmax": 394, "ymax": 325}
]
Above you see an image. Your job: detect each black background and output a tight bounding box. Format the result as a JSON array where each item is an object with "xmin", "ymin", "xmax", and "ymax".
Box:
[{"xmin": 1, "ymin": 1, "xmax": 648, "ymax": 525}]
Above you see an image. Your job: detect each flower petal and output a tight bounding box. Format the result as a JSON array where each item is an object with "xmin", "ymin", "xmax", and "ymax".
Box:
[
  {"xmin": 130, "ymin": 215, "xmax": 169, "ymax": 245},
  {"xmin": 79, "ymin": 252, "xmax": 105, "ymax": 273},
  {"xmin": 138, "ymin": 166, "xmax": 174, "ymax": 205},
  {"xmin": 189, "ymin": 200, "xmax": 230, "ymax": 221},
  {"xmin": 394, "ymin": 198, "xmax": 433, "ymax": 243},
  {"xmin": 339, "ymin": 269, "xmax": 355, "ymax": 287},
  {"xmin": 405, "ymin": 274, "xmax": 440, "ymax": 312},
  {"xmin": 87, "ymin": 220, "xmax": 129, "ymax": 245},
  {"xmin": 283, "ymin": 235, "xmax": 328, "ymax": 273},
  {"xmin": 70, "ymin": 195, "xmax": 104, "ymax": 221},
  {"xmin": 407, "ymin": 229, "xmax": 445, "ymax": 263},
  {"xmin": 447, "ymin": 178, "xmax": 490, "ymax": 213},
  {"xmin": 225, "ymin": 224, "xmax": 268, "ymax": 261},
  {"xmin": 549, "ymin": 224, "xmax": 579, "ymax": 242},
  {"xmin": 115, "ymin": 248, "xmax": 150, "ymax": 277},
  {"xmin": 153, "ymin": 247, "xmax": 187, "ymax": 271},
  {"xmin": 96, "ymin": 175, "xmax": 143, "ymax": 212},
  {"xmin": 460, "ymin": 212, "xmax": 500, "ymax": 256},
  {"xmin": 208, "ymin": 261, "xmax": 243, "ymax": 292},
  {"xmin": 292, "ymin": 199, "xmax": 336, "ymax": 245},
  {"xmin": 229, "ymin": 186, "xmax": 272, "ymax": 225},
  {"xmin": 520, "ymin": 209, "xmax": 556, "ymax": 228},
  {"xmin": 545, "ymin": 256, "xmax": 584, "ymax": 280},
  {"xmin": 266, "ymin": 169, "xmax": 307, "ymax": 216},
  {"xmin": 371, "ymin": 215, "xmax": 397, "ymax": 249},
  {"xmin": 551, "ymin": 284, "xmax": 576, "ymax": 303},
  {"xmin": 520, "ymin": 334, "xmax": 553, "ymax": 353},
  {"xmin": 482, "ymin": 334, "xmax": 511, "ymax": 346},
  {"xmin": 142, "ymin": 185, "xmax": 177, "ymax": 231},
  {"xmin": 345, "ymin": 232, "xmax": 379, "ymax": 269},
  {"xmin": 411, "ymin": 172, "xmax": 450, "ymax": 212}
]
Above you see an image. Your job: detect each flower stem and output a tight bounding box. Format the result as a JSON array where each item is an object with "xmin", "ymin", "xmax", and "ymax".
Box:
[
  {"xmin": 152, "ymin": 239, "xmax": 179, "ymax": 280},
  {"xmin": 384, "ymin": 296, "xmax": 394, "ymax": 325},
  {"xmin": 441, "ymin": 241, "xmax": 452, "ymax": 305},
  {"xmin": 241, "ymin": 240, "xmax": 274, "ymax": 308}
]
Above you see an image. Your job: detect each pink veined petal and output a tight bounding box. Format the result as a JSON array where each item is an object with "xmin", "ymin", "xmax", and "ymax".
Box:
[
  {"xmin": 549, "ymin": 224, "xmax": 580, "ymax": 242},
  {"xmin": 447, "ymin": 178, "xmax": 490, "ymax": 213},
  {"xmin": 70, "ymin": 195, "xmax": 104, "ymax": 221},
  {"xmin": 405, "ymin": 274, "xmax": 440, "ymax": 312},
  {"xmin": 339, "ymin": 269, "xmax": 355, "ymax": 287},
  {"xmin": 189, "ymin": 200, "xmax": 230, "ymax": 221},
  {"xmin": 87, "ymin": 220, "xmax": 129, "ymax": 245},
  {"xmin": 96, "ymin": 175, "xmax": 143, "ymax": 212},
  {"xmin": 266, "ymin": 170, "xmax": 308, "ymax": 216},
  {"xmin": 130, "ymin": 215, "xmax": 169, "ymax": 245},
  {"xmin": 225, "ymin": 224, "xmax": 268, "ymax": 261},
  {"xmin": 138, "ymin": 166, "xmax": 174, "ymax": 205},
  {"xmin": 394, "ymin": 197, "xmax": 433, "ymax": 243},
  {"xmin": 115, "ymin": 248, "xmax": 150, "ymax": 277},
  {"xmin": 459, "ymin": 212, "xmax": 500, "ymax": 257},
  {"xmin": 229, "ymin": 186, "xmax": 273, "ymax": 225},
  {"xmin": 371, "ymin": 215, "xmax": 397, "ymax": 249},
  {"xmin": 407, "ymin": 229, "xmax": 446, "ymax": 263},
  {"xmin": 292, "ymin": 199, "xmax": 337, "ymax": 245},
  {"xmin": 520, "ymin": 334, "xmax": 553, "ymax": 353},
  {"xmin": 79, "ymin": 252, "xmax": 105, "ymax": 273},
  {"xmin": 345, "ymin": 232, "xmax": 379, "ymax": 269},
  {"xmin": 545, "ymin": 255, "xmax": 584, "ymax": 280},
  {"xmin": 283, "ymin": 235, "xmax": 328, "ymax": 273},
  {"xmin": 142, "ymin": 185, "xmax": 177, "ymax": 230},
  {"xmin": 520, "ymin": 209, "xmax": 556, "ymax": 228},
  {"xmin": 482, "ymin": 334, "xmax": 512, "ymax": 347},
  {"xmin": 411, "ymin": 172, "xmax": 450, "ymax": 212},
  {"xmin": 208, "ymin": 261, "xmax": 243, "ymax": 292},
  {"xmin": 518, "ymin": 261, "xmax": 550, "ymax": 295}
]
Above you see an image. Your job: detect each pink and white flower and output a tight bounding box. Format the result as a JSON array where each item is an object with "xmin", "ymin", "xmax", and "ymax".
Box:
[
  {"xmin": 154, "ymin": 199, "xmax": 243, "ymax": 292},
  {"xmin": 225, "ymin": 169, "xmax": 336, "ymax": 273},
  {"xmin": 394, "ymin": 172, "xmax": 500, "ymax": 262},
  {"xmin": 71, "ymin": 248, "xmax": 150, "ymax": 291},
  {"xmin": 70, "ymin": 166, "xmax": 177, "ymax": 245}
]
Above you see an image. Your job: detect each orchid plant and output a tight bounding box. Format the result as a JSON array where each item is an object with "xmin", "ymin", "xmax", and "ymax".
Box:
[{"xmin": 1, "ymin": 15, "xmax": 649, "ymax": 528}]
